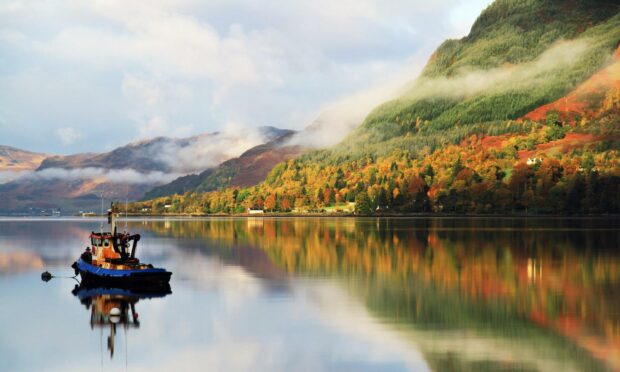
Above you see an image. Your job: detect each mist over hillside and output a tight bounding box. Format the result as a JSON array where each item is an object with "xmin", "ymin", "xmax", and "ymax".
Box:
[
  {"xmin": 134, "ymin": 0, "xmax": 620, "ymax": 215},
  {"xmin": 0, "ymin": 126, "xmax": 290, "ymax": 213}
]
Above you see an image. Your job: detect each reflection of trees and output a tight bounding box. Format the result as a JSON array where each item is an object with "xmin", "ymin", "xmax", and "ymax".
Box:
[{"xmin": 138, "ymin": 218, "xmax": 620, "ymax": 370}]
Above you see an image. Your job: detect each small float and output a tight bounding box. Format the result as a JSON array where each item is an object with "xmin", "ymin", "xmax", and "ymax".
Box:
[{"xmin": 72, "ymin": 203, "xmax": 171, "ymax": 287}]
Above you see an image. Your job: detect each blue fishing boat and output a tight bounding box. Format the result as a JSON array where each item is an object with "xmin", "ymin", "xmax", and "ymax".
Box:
[{"xmin": 72, "ymin": 202, "xmax": 171, "ymax": 287}]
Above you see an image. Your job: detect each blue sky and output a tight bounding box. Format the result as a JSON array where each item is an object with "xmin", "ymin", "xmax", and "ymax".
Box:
[{"xmin": 0, "ymin": 0, "xmax": 492, "ymax": 154}]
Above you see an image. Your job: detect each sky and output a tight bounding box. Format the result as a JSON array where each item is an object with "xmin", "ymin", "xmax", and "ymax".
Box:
[{"xmin": 0, "ymin": 0, "xmax": 492, "ymax": 155}]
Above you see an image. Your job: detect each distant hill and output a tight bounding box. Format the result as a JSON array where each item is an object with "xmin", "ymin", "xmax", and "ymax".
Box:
[
  {"xmin": 0, "ymin": 177, "xmax": 152, "ymax": 214},
  {"xmin": 0, "ymin": 126, "xmax": 291, "ymax": 214},
  {"xmin": 143, "ymin": 130, "xmax": 305, "ymax": 199},
  {"xmin": 37, "ymin": 126, "xmax": 289, "ymax": 173},
  {"xmin": 36, "ymin": 136, "xmax": 183, "ymax": 173},
  {"xmin": 0, "ymin": 145, "xmax": 48, "ymax": 172},
  {"xmin": 195, "ymin": 131, "xmax": 303, "ymax": 192}
]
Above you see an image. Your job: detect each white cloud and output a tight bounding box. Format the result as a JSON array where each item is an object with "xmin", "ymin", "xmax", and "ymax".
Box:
[
  {"xmin": 153, "ymin": 124, "xmax": 275, "ymax": 173},
  {"xmin": 4, "ymin": 167, "xmax": 183, "ymax": 185},
  {"xmin": 287, "ymin": 58, "xmax": 422, "ymax": 148},
  {"xmin": 121, "ymin": 74, "xmax": 163, "ymax": 107},
  {"xmin": 0, "ymin": 0, "xmax": 492, "ymax": 154},
  {"xmin": 55, "ymin": 127, "xmax": 82, "ymax": 146},
  {"xmin": 135, "ymin": 115, "xmax": 193, "ymax": 139}
]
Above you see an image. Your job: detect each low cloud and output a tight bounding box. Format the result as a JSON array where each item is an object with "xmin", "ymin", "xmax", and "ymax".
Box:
[
  {"xmin": 0, "ymin": 125, "xmax": 279, "ymax": 185},
  {"xmin": 0, "ymin": 170, "xmax": 25, "ymax": 184},
  {"xmin": 2, "ymin": 167, "xmax": 183, "ymax": 185},
  {"xmin": 286, "ymin": 62, "xmax": 420, "ymax": 148},
  {"xmin": 404, "ymin": 38, "xmax": 591, "ymax": 101},
  {"xmin": 151, "ymin": 124, "xmax": 279, "ymax": 173}
]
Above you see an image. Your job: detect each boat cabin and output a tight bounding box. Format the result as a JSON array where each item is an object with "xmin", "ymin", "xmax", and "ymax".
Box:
[{"xmin": 86, "ymin": 231, "xmax": 142, "ymax": 269}]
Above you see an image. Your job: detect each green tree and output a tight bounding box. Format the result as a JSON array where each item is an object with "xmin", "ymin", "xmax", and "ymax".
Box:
[{"xmin": 355, "ymin": 192, "xmax": 372, "ymax": 215}]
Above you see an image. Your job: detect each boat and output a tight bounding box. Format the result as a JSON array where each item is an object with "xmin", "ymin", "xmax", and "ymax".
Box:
[{"xmin": 72, "ymin": 202, "xmax": 172, "ymax": 287}]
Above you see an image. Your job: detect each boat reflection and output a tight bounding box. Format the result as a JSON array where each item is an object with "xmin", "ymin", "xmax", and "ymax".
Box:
[{"xmin": 71, "ymin": 283, "xmax": 171, "ymax": 359}]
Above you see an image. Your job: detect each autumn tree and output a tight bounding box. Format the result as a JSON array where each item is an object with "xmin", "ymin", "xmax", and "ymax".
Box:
[
  {"xmin": 406, "ymin": 175, "xmax": 428, "ymax": 212},
  {"xmin": 264, "ymin": 194, "xmax": 277, "ymax": 211}
]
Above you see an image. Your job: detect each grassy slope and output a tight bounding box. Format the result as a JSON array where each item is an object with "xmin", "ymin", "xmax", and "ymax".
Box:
[{"xmin": 295, "ymin": 0, "xmax": 620, "ymax": 166}]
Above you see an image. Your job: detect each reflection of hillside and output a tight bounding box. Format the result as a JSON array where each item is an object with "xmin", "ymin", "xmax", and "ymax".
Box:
[
  {"xmin": 0, "ymin": 220, "xmax": 89, "ymax": 240},
  {"xmin": 0, "ymin": 251, "xmax": 44, "ymax": 273},
  {"xmin": 0, "ymin": 220, "xmax": 95, "ymax": 266},
  {"xmin": 138, "ymin": 218, "xmax": 620, "ymax": 370}
]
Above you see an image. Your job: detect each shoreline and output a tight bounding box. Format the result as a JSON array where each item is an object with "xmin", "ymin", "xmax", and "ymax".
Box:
[
  {"xmin": 2, "ymin": 212, "xmax": 619, "ymax": 219},
  {"xmin": 74, "ymin": 212, "xmax": 620, "ymax": 219}
]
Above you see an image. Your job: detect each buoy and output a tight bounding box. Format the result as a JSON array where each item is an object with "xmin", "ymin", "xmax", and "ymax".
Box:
[
  {"xmin": 110, "ymin": 307, "xmax": 121, "ymax": 316},
  {"xmin": 41, "ymin": 271, "xmax": 52, "ymax": 282}
]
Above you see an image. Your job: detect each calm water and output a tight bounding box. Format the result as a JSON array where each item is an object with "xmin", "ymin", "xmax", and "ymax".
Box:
[{"xmin": 0, "ymin": 217, "xmax": 618, "ymax": 371}]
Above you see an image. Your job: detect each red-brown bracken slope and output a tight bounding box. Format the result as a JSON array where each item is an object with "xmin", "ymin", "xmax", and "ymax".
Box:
[{"xmin": 524, "ymin": 45, "xmax": 620, "ymax": 123}]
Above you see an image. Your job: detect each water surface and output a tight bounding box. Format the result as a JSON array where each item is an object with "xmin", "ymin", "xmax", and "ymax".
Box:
[{"xmin": 0, "ymin": 217, "xmax": 618, "ymax": 371}]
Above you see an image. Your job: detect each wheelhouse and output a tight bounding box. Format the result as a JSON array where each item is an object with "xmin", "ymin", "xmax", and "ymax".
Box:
[{"xmin": 89, "ymin": 231, "xmax": 141, "ymax": 262}]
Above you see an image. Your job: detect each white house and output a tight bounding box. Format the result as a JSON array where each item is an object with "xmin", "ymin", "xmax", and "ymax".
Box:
[{"xmin": 526, "ymin": 157, "xmax": 542, "ymax": 165}]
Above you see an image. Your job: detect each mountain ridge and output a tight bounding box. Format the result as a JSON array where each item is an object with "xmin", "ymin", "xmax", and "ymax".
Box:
[
  {"xmin": 143, "ymin": 130, "xmax": 305, "ymax": 200},
  {"xmin": 36, "ymin": 126, "xmax": 289, "ymax": 173},
  {"xmin": 0, "ymin": 126, "xmax": 292, "ymax": 213},
  {"xmin": 0, "ymin": 145, "xmax": 48, "ymax": 172}
]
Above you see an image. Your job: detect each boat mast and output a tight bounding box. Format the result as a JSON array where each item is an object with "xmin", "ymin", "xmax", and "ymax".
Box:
[
  {"xmin": 125, "ymin": 197, "xmax": 128, "ymax": 231},
  {"xmin": 107, "ymin": 201, "xmax": 117, "ymax": 236},
  {"xmin": 100, "ymin": 193, "xmax": 104, "ymax": 234}
]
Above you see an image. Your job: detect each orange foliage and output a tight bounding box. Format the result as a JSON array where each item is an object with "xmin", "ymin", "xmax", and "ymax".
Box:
[{"xmin": 264, "ymin": 194, "xmax": 276, "ymax": 211}]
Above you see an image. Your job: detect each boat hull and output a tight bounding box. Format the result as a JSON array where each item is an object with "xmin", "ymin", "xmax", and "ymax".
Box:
[{"xmin": 72, "ymin": 258, "xmax": 172, "ymax": 287}]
